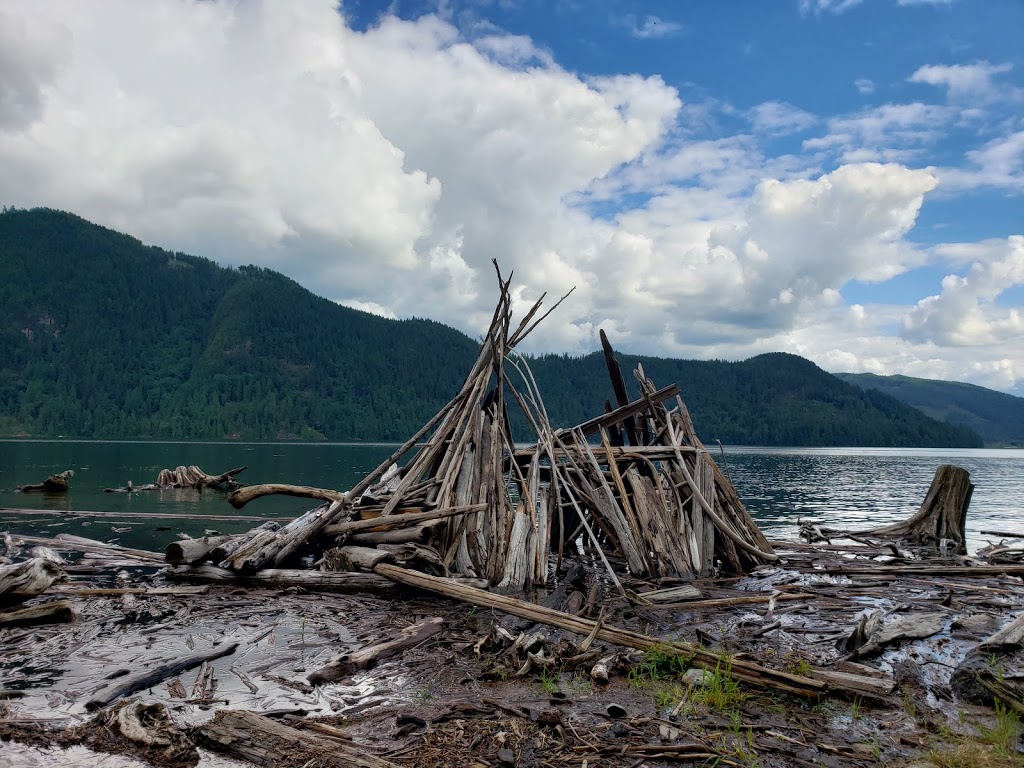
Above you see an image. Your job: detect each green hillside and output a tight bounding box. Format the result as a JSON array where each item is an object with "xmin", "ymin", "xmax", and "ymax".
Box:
[
  {"xmin": 836, "ymin": 372, "xmax": 1024, "ymax": 447},
  {"xmin": 0, "ymin": 207, "xmax": 982, "ymax": 447}
]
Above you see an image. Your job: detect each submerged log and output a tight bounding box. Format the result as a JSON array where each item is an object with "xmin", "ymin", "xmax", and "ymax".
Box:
[
  {"xmin": 154, "ymin": 465, "xmax": 247, "ymax": 490},
  {"xmin": 15, "ymin": 469, "xmax": 74, "ymax": 493},
  {"xmin": 199, "ymin": 710, "xmax": 400, "ymax": 768},
  {"xmin": 0, "ymin": 557, "xmax": 65, "ymax": 605}
]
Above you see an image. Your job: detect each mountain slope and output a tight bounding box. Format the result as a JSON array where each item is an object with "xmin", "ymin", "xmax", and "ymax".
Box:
[
  {"xmin": 836, "ymin": 372, "xmax": 1024, "ymax": 447},
  {"xmin": 0, "ymin": 207, "xmax": 982, "ymax": 447}
]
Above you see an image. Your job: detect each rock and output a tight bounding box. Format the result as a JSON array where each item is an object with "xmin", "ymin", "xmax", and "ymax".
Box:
[
  {"xmin": 497, "ymin": 747, "xmax": 515, "ymax": 766},
  {"xmin": 605, "ymin": 703, "xmax": 627, "ymax": 718},
  {"xmin": 683, "ymin": 668, "xmax": 712, "ymax": 687}
]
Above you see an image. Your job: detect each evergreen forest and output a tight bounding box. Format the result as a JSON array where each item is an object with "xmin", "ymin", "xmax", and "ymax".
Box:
[{"xmin": 0, "ymin": 208, "xmax": 987, "ymax": 448}]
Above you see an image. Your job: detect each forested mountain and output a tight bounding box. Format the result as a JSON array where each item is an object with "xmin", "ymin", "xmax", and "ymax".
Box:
[
  {"xmin": 0, "ymin": 208, "xmax": 982, "ymax": 447},
  {"xmin": 836, "ymin": 372, "xmax": 1024, "ymax": 447}
]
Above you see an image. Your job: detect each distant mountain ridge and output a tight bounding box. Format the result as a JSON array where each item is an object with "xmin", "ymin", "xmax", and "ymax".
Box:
[
  {"xmin": 0, "ymin": 207, "xmax": 982, "ymax": 447},
  {"xmin": 836, "ymin": 372, "xmax": 1024, "ymax": 447}
]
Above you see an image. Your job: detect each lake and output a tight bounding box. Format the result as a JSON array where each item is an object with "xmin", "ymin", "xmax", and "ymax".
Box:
[{"xmin": 1, "ymin": 441, "xmax": 1022, "ymax": 555}]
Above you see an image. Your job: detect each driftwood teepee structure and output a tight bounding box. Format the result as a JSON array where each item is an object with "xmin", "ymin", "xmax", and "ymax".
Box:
[{"xmin": 177, "ymin": 265, "xmax": 776, "ymax": 590}]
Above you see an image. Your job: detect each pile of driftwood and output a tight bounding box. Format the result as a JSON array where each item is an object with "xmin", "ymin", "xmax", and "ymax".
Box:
[{"xmin": 166, "ymin": 266, "xmax": 774, "ymax": 596}]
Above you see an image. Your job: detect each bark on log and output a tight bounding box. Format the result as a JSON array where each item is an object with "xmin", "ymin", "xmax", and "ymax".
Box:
[
  {"xmin": 307, "ymin": 617, "xmax": 444, "ymax": 684},
  {"xmin": 228, "ymin": 483, "xmax": 345, "ymax": 509},
  {"xmin": 0, "ymin": 558, "xmax": 65, "ymax": 605},
  {"xmin": 87, "ymin": 641, "xmax": 239, "ymax": 710},
  {"xmin": 0, "ymin": 599, "xmax": 76, "ymax": 627},
  {"xmin": 198, "ymin": 709, "xmax": 400, "ymax": 768},
  {"xmin": 374, "ymin": 563, "xmax": 832, "ymax": 699},
  {"xmin": 166, "ymin": 564, "xmax": 398, "ymax": 594}
]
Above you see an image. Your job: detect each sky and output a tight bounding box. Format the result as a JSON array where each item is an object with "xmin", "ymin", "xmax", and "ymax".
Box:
[{"xmin": 1, "ymin": 0, "xmax": 1023, "ymax": 394}]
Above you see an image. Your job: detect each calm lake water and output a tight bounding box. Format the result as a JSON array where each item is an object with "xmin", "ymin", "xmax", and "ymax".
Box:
[{"xmin": 1, "ymin": 441, "xmax": 1022, "ymax": 555}]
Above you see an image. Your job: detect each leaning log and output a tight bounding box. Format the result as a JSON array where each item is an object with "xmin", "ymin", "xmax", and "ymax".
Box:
[
  {"xmin": 0, "ymin": 558, "xmax": 65, "ymax": 605},
  {"xmin": 374, "ymin": 563, "xmax": 829, "ymax": 699},
  {"xmin": 199, "ymin": 709, "xmax": 400, "ymax": 768},
  {"xmin": 221, "ymin": 500, "xmax": 350, "ymax": 572},
  {"xmin": 87, "ymin": 641, "xmax": 239, "ymax": 710}
]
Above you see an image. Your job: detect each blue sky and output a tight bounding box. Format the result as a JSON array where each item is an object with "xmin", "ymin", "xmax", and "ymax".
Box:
[{"xmin": 1, "ymin": 0, "xmax": 1022, "ymax": 392}]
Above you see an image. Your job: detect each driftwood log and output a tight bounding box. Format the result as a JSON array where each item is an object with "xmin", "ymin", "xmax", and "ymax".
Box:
[
  {"xmin": 308, "ymin": 616, "xmax": 444, "ymax": 684},
  {"xmin": 0, "ymin": 558, "xmax": 65, "ymax": 605},
  {"xmin": 155, "ymin": 465, "xmax": 247, "ymax": 490},
  {"xmin": 166, "ymin": 564, "xmax": 398, "ymax": 594},
  {"xmin": 15, "ymin": 469, "xmax": 73, "ymax": 493},
  {"xmin": 952, "ymin": 611, "xmax": 1024, "ymax": 705},
  {"xmin": 0, "ymin": 599, "xmax": 76, "ymax": 627},
  {"xmin": 229, "ymin": 483, "xmax": 345, "ymax": 509},
  {"xmin": 87, "ymin": 641, "xmax": 239, "ymax": 710},
  {"xmin": 199, "ymin": 710, "xmax": 399, "ymax": 768}
]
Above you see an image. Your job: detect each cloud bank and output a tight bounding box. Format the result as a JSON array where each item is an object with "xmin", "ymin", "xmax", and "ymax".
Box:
[{"xmin": 0, "ymin": 0, "xmax": 1021, "ymax": 393}]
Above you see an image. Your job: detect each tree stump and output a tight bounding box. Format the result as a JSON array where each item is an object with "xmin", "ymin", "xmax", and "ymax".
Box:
[
  {"xmin": 866, "ymin": 464, "xmax": 972, "ymax": 554},
  {"xmin": 799, "ymin": 464, "xmax": 973, "ymax": 555}
]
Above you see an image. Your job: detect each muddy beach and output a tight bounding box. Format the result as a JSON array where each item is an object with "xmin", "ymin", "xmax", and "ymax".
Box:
[{"xmin": 3, "ymin": 530, "xmax": 1024, "ymax": 768}]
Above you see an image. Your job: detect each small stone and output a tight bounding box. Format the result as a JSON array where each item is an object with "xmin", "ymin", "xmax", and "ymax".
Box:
[
  {"xmin": 497, "ymin": 747, "xmax": 515, "ymax": 766},
  {"xmin": 683, "ymin": 668, "xmax": 712, "ymax": 687}
]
